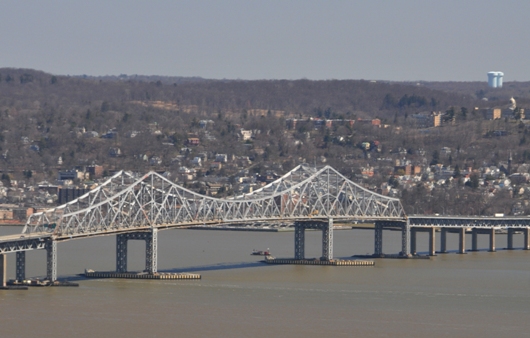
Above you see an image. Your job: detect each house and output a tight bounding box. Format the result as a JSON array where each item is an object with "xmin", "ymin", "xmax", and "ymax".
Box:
[
  {"xmin": 149, "ymin": 156, "xmax": 162, "ymax": 166},
  {"xmin": 101, "ymin": 129, "xmax": 117, "ymax": 139},
  {"xmin": 239, "ymin": 129, "xmax": 253, "ymax": 141},
  {"xmin": 109, "ymin": 147, "xmax": 122, "ymax": 157},
  {"xmin": 83, "ymin": 131, "xmax": 99, "ymax": 138},
  {"xmin": 192, "ymin": 157, "xmax": 202, "ymax": 167},
  {"xmin": 58, "ymin": 170, "xmax": 82, "ymax": 181},
  {"xmin": 485, "ymin": 108, "xmax": 502, "ymax": 120},
  {"xmin": 187, "ymin": 138, "xmax": 200, "ymax": 146},
  {"xmin": 86, "ymin": 165, "xmax": 104, "ymax": 178},
  {"xmin": 199, "ymin": 120, "xmax": 214, "ymax": 128},
  {"xmin": 215, "ymin": 154, "xmax": 228, "ymax": 163},
  {"xmin": 411, "ymin": 112, "xmax": 442, "ymax": 128},
  {"xmin": 440, "ymin": 147, "xmax": 451, "ymax": 156},
  {"xmin": 210, "ymin": 162, "xmax": 222, "ymax": 170}
]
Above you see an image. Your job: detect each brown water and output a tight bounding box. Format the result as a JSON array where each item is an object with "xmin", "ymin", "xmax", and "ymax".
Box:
[{"xmin": 1, "ymin": 226, "xmax": 530, "ymax": 338}]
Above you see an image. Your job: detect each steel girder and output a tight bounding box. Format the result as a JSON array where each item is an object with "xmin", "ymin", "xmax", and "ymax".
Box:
[
  {"xmin": 22, "ymin": 165, "xmax": 406, "ymax": 240},
  {"xmin": 0, "ymin": 237, "xmax": 48, "ymax": 254},
  {"xmin": 16, "ymin": 251, "xmax": 25, "ymax": 281},
  {"xmin": 46, "ymin": 239, "xmax": 57, "ymax": 281},
  {"xmin": 408, "ymin": 216, "xmax": 530, "ymax": 228}
]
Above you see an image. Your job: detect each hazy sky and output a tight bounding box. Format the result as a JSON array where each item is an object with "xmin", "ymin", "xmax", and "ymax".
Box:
[{"xmin": 1, "ymin": 0, "xmax": 529, "ymax": 81}]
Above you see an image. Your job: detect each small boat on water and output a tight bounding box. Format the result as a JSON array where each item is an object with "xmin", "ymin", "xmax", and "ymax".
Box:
[{"xmin": 251, "ymin": 248, "xmax": 271, "ymax": 256}]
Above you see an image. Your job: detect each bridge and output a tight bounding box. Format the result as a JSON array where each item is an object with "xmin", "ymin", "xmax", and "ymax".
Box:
[{"xmin": 1, "ymin": 164, "xmax": 530, "ymax": 285}]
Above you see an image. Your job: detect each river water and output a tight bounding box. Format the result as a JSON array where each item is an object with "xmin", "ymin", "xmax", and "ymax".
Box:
[{"xmin": 1, "ymin": 225, "xmax": 530, "ymax": 337}]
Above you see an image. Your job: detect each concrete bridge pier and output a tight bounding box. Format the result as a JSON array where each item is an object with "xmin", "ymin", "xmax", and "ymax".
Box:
[
  {"xmin": 294, "ymin": 219, "xmax": 333, "ymax": 260},
  {"xmin": 373, "ymin": 221, "xmax": 408, "ymax": 257},
  {"xmin": 489, "ymin": 228, "xmax": 496, "ymax": 252},
  {"xmin": 524, "ymin": 228, "xmax": 530, "ymax": 250},
  {"xmin": 458, "ymin": 228, "xmax": 466, "ymax": 254},
  {"xmin": 470, "ymin": 228, "xmax": 496, "ymax": 252},
  {"xmin": 428, "ymin": 227, "xmax": 436, "ymax": 256},
  {"xmin": 440, "ymin": 229, "xmax": 448, "ymax": 253},
  {"xmin": 16, "ymin": 251, "xmax": 26, "ymax": 281},
  {"xmin": 374, "ymin": 222, "xmax": 383, "ymax": 256},
  {"xmin": 116, "ymin": 229, "xmax": 158, "ymax": 274},
  {"xmin": 409, "ymin": 227, "xmax": 436, "ymax": 255},
  {"xmin": 507, "ymin": 228, "xmax": 514, "ymax": 250},
  {"xmin": 439, "ymin": 228, "xmax": 465, "ymax": 254},
  {"xmin": 410, "ymin": 228, "xmax": 417, "ymax": 255},
  {"xmin": 1, "ymin": 254, "xmax": 6, "ymax": 287},
  {"xmin": 471, "ymin": 229, "xmax": 478, "ymax": 251}
]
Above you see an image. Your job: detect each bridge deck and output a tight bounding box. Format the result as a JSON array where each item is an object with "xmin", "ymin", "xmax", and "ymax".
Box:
[{"xmin": 408, "ymin": 216, "xmax": 530, "ymax": 228}]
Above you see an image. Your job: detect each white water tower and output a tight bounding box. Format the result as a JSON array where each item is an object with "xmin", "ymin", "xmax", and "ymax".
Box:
[{"xmin": 487, "ymin": 71, "xmax": 504, "ymax": 88}]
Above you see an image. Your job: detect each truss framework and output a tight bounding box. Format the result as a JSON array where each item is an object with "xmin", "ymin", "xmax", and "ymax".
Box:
[
  {"xmin": 408, "ymin": 216, "xmax": 530, "ymax": 228},
  {"xmin": 23, "ymin": 165, "xmax": 406, "ymax": 239}
]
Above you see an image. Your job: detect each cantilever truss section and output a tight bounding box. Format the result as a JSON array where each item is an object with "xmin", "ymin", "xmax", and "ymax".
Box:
[{"xmin": 23, "ymin": 165, "xmax": 405, "ymax": 239}]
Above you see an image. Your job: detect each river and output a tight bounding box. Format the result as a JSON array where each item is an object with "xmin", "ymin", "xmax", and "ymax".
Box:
[{"xmin": 1, "ymin": 225, "xmax": 530, "ymax": 337}]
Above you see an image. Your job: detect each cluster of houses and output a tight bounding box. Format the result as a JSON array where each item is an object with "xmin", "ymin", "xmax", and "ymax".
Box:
[{"xmin": 353, "ymin": 145, "xmax": 530, "ymax": 215}]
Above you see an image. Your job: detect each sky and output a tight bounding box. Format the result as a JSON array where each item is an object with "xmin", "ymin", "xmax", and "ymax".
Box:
[{"xmin": 1, "ymin": 0, "xmax": 529, "ymax": 81}]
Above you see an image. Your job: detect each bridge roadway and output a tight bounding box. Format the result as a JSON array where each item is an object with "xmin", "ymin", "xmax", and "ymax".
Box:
[{"xmin": 2, "ymin": 165, "xmax": 530, "ymax": 284}]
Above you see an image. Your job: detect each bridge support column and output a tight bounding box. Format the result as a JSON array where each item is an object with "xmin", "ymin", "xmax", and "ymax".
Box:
[
  {"xmin": 428, "ymin": 227, "xmax": 436, "ymax": 256},
  {"xmin": 16, "ymin": 251, "xmax": 26, "ymax": 281},
  {"xmin": 115, "ymin": 230, "xmax": 158, "ymax": 274},
  {"xmin": 471, "ymin": 229, "xmax": 478, "ymax": 251},
  {"xmin": 294, "ymin": 223, "xmax": 305, "ymax": 260},
  {"xmin": 145, "ymin": 229, "xmax": 158, "ymax": 274},
  {"xmin": 46, "ymin": 240, "xmax": 57, "ymax": 282},
  {"xmin": 459, "ymin": 228, "xmax": 466, "ymax": 254},
  {"xmin": 401, "ymin": 221, "xmax": 410, "ymax": 256},
  {"xmin": 524, "ymin": 228, "xmax": 530, "ymax": 250},
  {"xmin": 440, "ymin": 228, "xmax": 447, "ymax": 253},
  {"xmin": 1, "ymin": 254, "xmax": 6, "ymax": 287},
  {"xmin": 321, "ymin": 219, "xmax": 333, "ymax": 261},
  {"xmin": 116, "ymin": 234, "xmax": 128, "ymax": 273},
  {"xmin": 410, "ymin": 228, "xmax": 417, "ymax": 255},
  {"xmin": 374, "ymin": 222, "xmax": 383, "ymax": 256},
  {"xmin": 507, "ymin": 228, "xmax": 514, "ymax": 250},
  {"xmin": 489, "ymin": 228, "xmax": 496, "ymax": 252}
]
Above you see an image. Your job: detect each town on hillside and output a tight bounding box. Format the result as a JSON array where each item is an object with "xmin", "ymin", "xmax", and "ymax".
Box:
[{"xmin": 2, "ymin": 69, "xmax": 530, "ymax": 222}]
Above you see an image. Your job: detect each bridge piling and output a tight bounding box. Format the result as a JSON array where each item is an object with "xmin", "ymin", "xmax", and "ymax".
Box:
[
  {"xmin": 294, "ymin": 224, "xmax": 305, "ymax": 260},
  {"xmin": 115, "ymin": 230, "xmax": 158, "ymax": 274},
  {"xmin": 374, "ymin": 222, "xmax": 383, "ymax": 256},
  {"xmin": 116, "ymin": 234, "xmax": 128, "ymax": 273},
  {"xmin": 1, "ymin": 254, "xmax": 6, "ymax": 287},
  {"xmin": 410, "ymin": 228, "xmax": 417, "ymax": 255},
  {"xmin": 428, "ymin": 227, "xmax": 436, "ymax": 256},
  {"xmin": 401, "ymin": 221, "xmax": 410, "ymax": 256},
  {"xmin": 293, "ymin": 220, "xmax": 334, "ymax": 261},
  {"xmin": 471, "ymin": 229, "xmax": 478, "ymax": 251},
  {"xmin": 46, "ymin": 240, "xmax": 57, "ymax": 282},
  {"xmin": 146, "ymin": 229, "xmax": 158, "ymax": 274},
  {"xmin": 440, "ymin": 229, "xmax": 447, "ymax": 253},
  {"xmin": 489, "ymin": 228, "xmax": 496, "ymax": 252},
  {"xmin": 507, "ymin": 228, "xmax": 514, "ymax": 250},
  {"xmin": 321, "ymin": 219, "xmax": 333, "ymax": 261},
  {"xmin": 459, "ymin": 228, "xmax": 466, "ymax": 254},
  {"xmin": 524, "ymin": 228, "xmax": 530, "ymax": 250},
  {"xmin": 16, "ymin": 251, "xmax": 25, "ymax": 281}
]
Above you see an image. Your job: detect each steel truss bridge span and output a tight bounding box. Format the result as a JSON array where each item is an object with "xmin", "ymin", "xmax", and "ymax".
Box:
[{"xmin": 22, "ymin": 165, "xmax": 405, "ymax": 240}]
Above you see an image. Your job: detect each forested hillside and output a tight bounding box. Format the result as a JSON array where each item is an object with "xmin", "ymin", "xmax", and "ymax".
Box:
[{"xmin": 2, "ymin": 68, "xmax": 530, "ymax": 216}]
